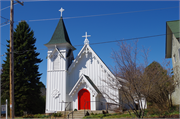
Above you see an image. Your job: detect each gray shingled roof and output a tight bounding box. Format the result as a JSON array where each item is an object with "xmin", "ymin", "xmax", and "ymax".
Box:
[
  {"xmin": 84, "ymin": 75, "xmax": 101, "ymax": 94},
  {"xmin": 45, "ymin": 17, "xmax": 75, "ymax": 50}
]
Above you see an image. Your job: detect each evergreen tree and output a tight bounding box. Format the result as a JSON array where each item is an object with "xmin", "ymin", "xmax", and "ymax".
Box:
[
  {"xmin": 144, "ymin": 61, "xmax": 174, "ymax": 109},
  {"xmin": 1, "ymin": 21, "xmax": 44, "ymax": 116}
]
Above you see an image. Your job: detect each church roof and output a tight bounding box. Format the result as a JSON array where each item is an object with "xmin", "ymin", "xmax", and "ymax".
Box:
[
  {"xmin": 45, "ymin": 17, "xmax": 75, "ymax": 49},
  {"xmin": 69, "ymin": 74, "xmax": 101, "ymax": 96},
  {"xmin": 83, "ymin": 75, "xmax": 101, "ymax": 94},
  {"xmin": 68, "ymin": 44, "xmax": 114, "ymax": 78}
]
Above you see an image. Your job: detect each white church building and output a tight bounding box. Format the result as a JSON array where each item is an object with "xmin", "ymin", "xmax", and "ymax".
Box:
[{"xmin": 45, "ymin": 8, "xmax": 119, "ymax": 113}]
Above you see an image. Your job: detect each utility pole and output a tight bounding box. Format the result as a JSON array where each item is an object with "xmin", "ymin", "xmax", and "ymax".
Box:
[
  {"xmin": 9, "ymin": 0, "xmax": 14, "ymax": 117},
  {"xmin": 9, "ymin": 0, "xmax": 23, "ymax": 118}
]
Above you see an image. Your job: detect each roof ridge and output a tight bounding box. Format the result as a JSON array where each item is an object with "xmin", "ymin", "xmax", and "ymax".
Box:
[{"xmin": 68, "ymin": 45, "xmax": 114, "ymax": 76}]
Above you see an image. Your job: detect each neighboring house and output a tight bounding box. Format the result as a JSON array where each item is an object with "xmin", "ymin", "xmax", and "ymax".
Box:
[
  {"xmin": 165, "ymin": 20, "xmax": 180, "ymax": 105},
  {"xmin": 44, "ymin": 9, "xmax": 118, "ymax": 113}
]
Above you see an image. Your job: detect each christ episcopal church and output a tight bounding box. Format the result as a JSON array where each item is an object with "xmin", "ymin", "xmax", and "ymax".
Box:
[{"xmin": 44, "ymin": 8, "xmax": 118, "ymax": 113}]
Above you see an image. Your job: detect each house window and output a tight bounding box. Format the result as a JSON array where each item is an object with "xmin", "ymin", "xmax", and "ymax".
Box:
[
  {"xmin": 177, "ymin": 38, "xmax": 180, "ymax": 43},
  {"xmin": 173, "ymin": 54, "xmax": 176, "ymax": 63}
]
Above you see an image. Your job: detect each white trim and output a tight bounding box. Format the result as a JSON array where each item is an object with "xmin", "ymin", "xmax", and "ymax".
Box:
[
  {"xmin": 47, "ymin": 70, "xmax": 67, "ymax": 72},
  {"xmin": 45, "ymin": 42, "xmax": 73, "ymax": 49},
  {"xmin": 45, "ymin": 110, "xmax": 57, "ymax": 113},
  {"xmin": 55, "ymin": 47, "xmax": 65, "ymax": 58},
  {"xmin": 48, "ymin": 47, "xmax": 66, "ymax": 59},
  {"xmin": 68, "ymin": 44, "xmax": 115, "ymax": 79},
  {"xmin": 68, "ymin": 45, "xmax": 87, "ymax": 71},
  {"xmin": 69, "ymin": 74, "xmax": 99, "ymax": 97},
  {"xmin": 49, "ymin": 48, "xmax": 56, "ymax": 59}
]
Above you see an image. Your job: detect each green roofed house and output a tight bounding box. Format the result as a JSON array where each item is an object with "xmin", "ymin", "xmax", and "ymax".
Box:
[{"xmin": 165, "ymin": 20, "xmax": 180, "ymax": 105}]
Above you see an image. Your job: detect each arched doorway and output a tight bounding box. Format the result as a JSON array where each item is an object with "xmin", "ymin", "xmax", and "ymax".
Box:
[{"xmin": 78, "ymin": 89, "xmax": 91, "ymax": 110}]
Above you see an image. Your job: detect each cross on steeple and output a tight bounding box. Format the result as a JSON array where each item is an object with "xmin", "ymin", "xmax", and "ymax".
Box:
[
  {"xmin": 82, "ymin": 32, "xmax": 91, "ymax": 40},
  {"xmin": 59, "ymin": 7, "xmax": 64, "ymax": 17},
  {"xmin": 82, "ymin": 32, "xmax": 91, "ymax": 45}
]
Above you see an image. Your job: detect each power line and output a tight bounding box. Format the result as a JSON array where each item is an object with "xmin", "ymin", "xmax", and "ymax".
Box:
[
  {"xmin": 28, "ymin": 0, "xmax": 53, "ymax": 1},
  {"xmin": 1, "ymin": 32, "xmax": 179, "ymax": 57},
  {"xmin": 0, "ymin": 16, "xmax": 10, "ymax": 26},
  {"xmin": 0, "ymin": 5, "xmax": 11, "ymax": 11},
  {"xmin": 20, "ymin": 17, "xmax": 60, "ymax": 22},
  {"xmin": 63, "ymin": 6, "xmax": 179, "ymax": 20},
  {"xmin": 0, "ymin": 48, "xmax": 47, "ymax": 57},
  {"xmin": 0, "ymin": 16, "xmax": 10, "ymax": 21},
  {"xmin": 0, "ymin": 4, "xmax": 18, "ymax": 11},
  {"xmin": 0, "ymin": 6, "xmax": 178, "ymax": 26},
  {"xmin": 75, "ymin": 33, "xmax": 169, "ymax": 46},
  {"xmin": 0, "ymin": 23, "xmax": 10, "ymax": 27},
  {"xmin": 0, "ymin": 43, "xmax": 7, "ymax": 47},
  {"xmin": 20, "ymin": 6, "xmax": 179, "ymax": 22}
]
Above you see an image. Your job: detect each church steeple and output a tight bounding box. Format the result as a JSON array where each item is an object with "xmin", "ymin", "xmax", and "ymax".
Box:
[
  {"xmin": 45, "ymin": 8, "xmax": 75, "ymax": 50},
  {"xmin": 45, "ymin": 8, "xmax": 75, "ymax": 113}
]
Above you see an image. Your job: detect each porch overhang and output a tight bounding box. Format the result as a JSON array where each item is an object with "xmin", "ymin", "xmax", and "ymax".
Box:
[{"xmin": 69, "ymin": 74, "xmax": 101, "ymax": 97}]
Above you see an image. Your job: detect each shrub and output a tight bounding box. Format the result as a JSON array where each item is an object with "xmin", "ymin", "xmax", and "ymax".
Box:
[
  {"xmin": 53, "ymin": 112, "xmax": 62, "ymax": 117},
  {"xmin": 22, "ymin": 114, "xmax": 34, "ymax": 118},
  {"xmin": 57, "ymin": 112, "xmax": 63, "ymax": 117},
  {"xmin": 34, "ymin": 114, "xmax": 42, "ymax": 118},
  {"xmin": 40, "ymin": 114, "xmax": 50, "ymax": 118},
  {"xmin": 85, "ymin": 111, "xmax": 90, "ymax": 116},
  {"xmin": 33, "ymin": 114, "xmax": 50, "ymax": 118}
]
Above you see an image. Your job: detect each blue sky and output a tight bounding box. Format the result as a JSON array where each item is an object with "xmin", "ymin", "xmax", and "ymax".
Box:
[{"xmin": 0, "ymin": 1, "xmax": 179, "ymax": 87}]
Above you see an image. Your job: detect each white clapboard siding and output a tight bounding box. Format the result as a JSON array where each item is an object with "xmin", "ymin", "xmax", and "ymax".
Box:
[{"xmin": 46, "ymin": 46, "xmax": 67, "ymax": 113}]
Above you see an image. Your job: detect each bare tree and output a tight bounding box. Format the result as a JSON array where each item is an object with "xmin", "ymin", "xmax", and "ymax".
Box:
[{"xmin": 102, "ymin": 41, "xmax": 177, "ymax": 118}]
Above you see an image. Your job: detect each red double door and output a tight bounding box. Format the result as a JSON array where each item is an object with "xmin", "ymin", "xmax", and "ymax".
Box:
[{"xmin": 78, "ymin": 89, "xmax": 91, "ymax": 110}]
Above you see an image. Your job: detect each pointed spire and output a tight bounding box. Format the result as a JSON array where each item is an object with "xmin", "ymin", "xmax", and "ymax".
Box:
[
  {"xmin": 45, "ymin": 18, "xmax": 72, "ymax": 45},
  {"xmin": 45, "ymin": 9, "xmax": 75, "ymax": 50}
]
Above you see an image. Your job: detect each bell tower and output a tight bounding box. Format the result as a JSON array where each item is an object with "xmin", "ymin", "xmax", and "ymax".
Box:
[{"xmin": 44, "ymin": 8, "xmax": 75, "ymax": 113}]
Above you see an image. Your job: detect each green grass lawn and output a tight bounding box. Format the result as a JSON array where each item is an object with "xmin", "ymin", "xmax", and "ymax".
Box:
[
  {"xmin": 2, "ymin": 106, "xmax": 179, "ymax": 118},
  {"xmin": 83, "ymin": 112, "xmax": 179, "ymax": 118},
  {"xmin": 83, "ymin": 106, "xmax": 180, "ymax": 118},
  {"xmin": 83, "ymin": 113, "xmax": 136, "ymax": 118}
]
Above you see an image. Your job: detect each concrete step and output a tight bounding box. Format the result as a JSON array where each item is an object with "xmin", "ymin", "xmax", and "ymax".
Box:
[
  {"xmin": 64, "ymin": 110, "xmax": 116, "ymax": 119},
  {"xmin": 89, "ymin": 110, "xmax": 116, "ymax": 114},
  {"xmin": 67, "ymin": 110, "xmax": 86, "ymax": 119}
]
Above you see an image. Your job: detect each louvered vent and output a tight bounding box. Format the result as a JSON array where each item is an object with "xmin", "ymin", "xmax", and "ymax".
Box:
[{"xmin": 53, "ymin": 53, "xmax": 60, "ymax": 70}]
